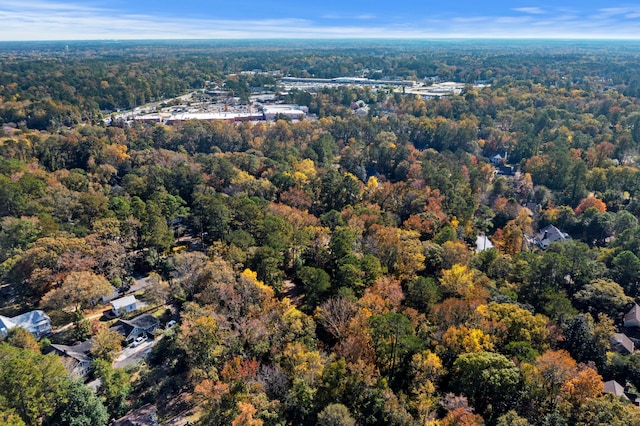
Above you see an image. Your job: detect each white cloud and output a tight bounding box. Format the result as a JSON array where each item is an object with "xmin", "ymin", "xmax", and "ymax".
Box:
[
  {"xmin": 2, "ymin": 1, "xmax": 640, "ymax": 40},
  {"xmin": 513, "ymin": 7, "xmax": 545, "ymax": 15}
]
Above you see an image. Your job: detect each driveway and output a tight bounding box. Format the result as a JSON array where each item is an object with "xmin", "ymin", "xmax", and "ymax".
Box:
[
  {"xmin": 128, "ymin": 275, "xmax": 152, "ymax": 294},
  {"xmin": 113, "ymin": 337, "xmax": 158, "ymax": 369}
]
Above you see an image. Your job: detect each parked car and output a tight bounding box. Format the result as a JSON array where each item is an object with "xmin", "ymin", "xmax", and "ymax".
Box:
[
  {"xmin": 130, "ymin": 336, "xmax": 146, "ymax": 347},
  {"xmin": 166, "ymin": 320, "xmax": 177, "ymax": 328}
]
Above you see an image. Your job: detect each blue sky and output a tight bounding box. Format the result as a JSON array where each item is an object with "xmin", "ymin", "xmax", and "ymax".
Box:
[{"xmin": 2, "ymin": 1, "xmax": 640, "ymax": 40}]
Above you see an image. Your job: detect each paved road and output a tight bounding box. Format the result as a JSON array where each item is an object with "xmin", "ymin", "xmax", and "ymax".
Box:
[{"xmin": 113, "ymin": 337, "xmax": 158, "ymax": 369}]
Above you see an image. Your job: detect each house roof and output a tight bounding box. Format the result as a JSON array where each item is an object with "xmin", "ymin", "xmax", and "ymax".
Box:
[
  {"xmin": 111, "ymin": 314, "xmax": 159, "ymax": 336},
  {"xmin": 535, "ymin": 225, "xmax": 569, "ymax": 248},
  {"xmin": 475, "ymin": 235, "xmax": 494, "ymax": 252},
  {"xmin": 604, "ymin": 380, "xmax": 629, "ymax": 399},
  {"xmin": 122, "ymin": 314, "xmax": 159, "ymax": 329},
  {"xmin": 611, "ymin": 333, "xmax": 635, "ymax": 354},
  {"xmin": 0, "ymin": 315, "xmax": 16, "ymax": 332},
  {"xmin": 50, "ymin": 340, "xmax": 93, "ymax": 363},
  {"xmin": 625, "ymin": 304, "xmax": 640, "ymax": 324},
  {"xmin": 110, "ymin": 295, "xmax": 138, "ymax": 310},
  {"xmin": 11, "ymin": 310, "xmax": 50, "ymax": 328}
]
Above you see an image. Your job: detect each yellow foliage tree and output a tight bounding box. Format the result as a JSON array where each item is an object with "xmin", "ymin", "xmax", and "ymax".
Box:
[{"xmin": 439, "ymin": 264, "xmax": 476, "ymax": 298}]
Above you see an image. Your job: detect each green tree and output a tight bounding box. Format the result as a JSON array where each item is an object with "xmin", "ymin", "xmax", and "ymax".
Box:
[
  {"xmin": 368, "ymin": 312, "xmax": 421, "ymax": 382},
  {"xmin": 574, "ymin": 279, "xmax": 633, "ymax": 318},
  {"xmin": 50, "ymin": 379, "xmax": 108, "ymax": 426},
  {"xmin": 0, "ymin": 343, "xmax": 68, "ymax": 425},
  {"xmin": 450, "ymin": 351, "xmax": 521, "ymax": 421},
  {"xmin": 317, "ymin": 403, "xmax": 357, "ymax": 426},
  {"xmin": 92, "ymin": 359, "xmax": 131, "ymax": 418}
]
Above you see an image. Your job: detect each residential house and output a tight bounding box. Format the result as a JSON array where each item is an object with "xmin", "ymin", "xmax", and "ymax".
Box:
[
  {"xmin": 624, "ymin": 304, "xmax": 640, "ymax": 328},
  {"xmin": 110, "ymin": 314, "xmax": 159, "ymax": 343},
  {"xmin": 533, "ymin": 225, "xmax": 570, "ymax": 250},
  {"xmin": 475, "ymin": 235, "xmax": 494, "ymax": 252},
  {"xmin": 490, "ymin": 153, "xmax": 506, "ymax": 166},
  {"xmin": 0, "ymin": 310, "xmax": 52, "ymax": 338},
  {"xmin": 604, "ymin": 380, "xmax": 629, "ymax": 400},
  {"xmin": 610, "ymin": 333, "xmax": 635, "ymax": 355},
  {"xmin": 110, "ymin": 295, "xmax": 138, "ymax": 317},
  {"xmin": 604, "ymin": 380, "xmax": 640, "ymax": 405},
  {"xmin": 49, "ymin": 340, "xmax": 93, "ymax": 377},
  {"xmin": 98, "ymin": 288, "xmax": 121, "ymax": 305}
]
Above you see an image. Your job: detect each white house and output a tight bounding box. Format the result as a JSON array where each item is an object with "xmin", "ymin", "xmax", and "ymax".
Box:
[
  {"xmin": 110, "ymin": 295, "xmax": 138, "ymax": 317},
  {"xmin": 0, "ymin": 310, "xmax": 52, "ymax": 338}
]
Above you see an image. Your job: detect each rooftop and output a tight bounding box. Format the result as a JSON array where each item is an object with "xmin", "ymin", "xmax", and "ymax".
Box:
[{"xmin": 111, "ymin": 295, "xmax": 138, "ymax": 310}]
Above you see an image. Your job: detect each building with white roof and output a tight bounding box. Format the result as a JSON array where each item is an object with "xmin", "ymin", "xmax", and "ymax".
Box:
[
  {"xmin": 110, "ymin": 295, "xmax": 138, "ymax": 317},
  {"xmin": 0, "ymin": 310, "xmax": 52, "ymax": 338}
]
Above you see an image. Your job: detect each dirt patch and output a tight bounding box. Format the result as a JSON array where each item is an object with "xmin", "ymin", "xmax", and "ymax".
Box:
[{"xmin": 283, "ymin": 279, "xmax": 304, "ymax": 307}]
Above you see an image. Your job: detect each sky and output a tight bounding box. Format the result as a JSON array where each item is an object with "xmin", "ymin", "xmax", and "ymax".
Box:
[{"xmin": 3, "ymin": 1, "xmax": 640, "ymax": 41}]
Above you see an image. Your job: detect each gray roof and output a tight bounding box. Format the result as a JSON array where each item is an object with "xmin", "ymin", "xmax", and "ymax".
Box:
[
  {"xmin": 604, "ymin": 380, "xmax": 629, "ymax": 399},
  {"xmin": 50, "ymin": 340, "xmax": 93, "ymax": 363},
  {"xmin": 111, "ymin": 314, "xmax": 159, "ymax": 336},
  {"xmin": 535, "ymin": 225, "xmax": 569, "ymax": 248},
  {"xmin": 611, "ymin": 333, "xmax": 635, "ymax": 354},
  {"xmin": 625, "ymin": 304, "xmax": 640, "ymax": 324}
]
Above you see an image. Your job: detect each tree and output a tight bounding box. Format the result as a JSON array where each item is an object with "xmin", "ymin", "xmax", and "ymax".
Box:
[
  {"xmin": 317, "ymin": 297, "xmax": 357, "ymax": 342},
  {"xmin": 572, "ymin": 395, "xmax": 640, "ymax": 426},
  {"xmin": 297, "ymin": 266, "xmax": 331, "ymax": 310},
  {"xmin": 41, "ymin": 271, "xmax": 114, "ymax": 312},
  {"xmin": 478, "ymin": 302, "xmax": 550, "ymax": 352},
  {"xmin": 49, "ymin": 379, "xmax": 108, "ymax": 426},
  {"xmin": 368, "ymin": 312, "xmax": 421, "ymax": 382},
  {"xmin": 574, "ymin": 197, "xmax": 606, "ymax": 215},
  {"xmin": 317, "ymin": 403, "xmax": 357, "ymax": 426},
  {"xmin": 0, "ymin": 343, "xmax": 68, "ymax": 425},
  {"xmin": 451, "ymin": 351, "xmax": 521, "ymax": 421},
  {"xmin": 90, "ymin": 325, "xmax": 123, "ymax": 362},
  {"xmin": 574, "ymin": 279, "xmax": 633, "ymax": 318},
  {"xmin": 439, "ymin": 264, "xmax": 477, "ymax": 299},
  {"xmin": 496, "ymin": 410, "xmax": 530, "ymax": 426},
  {"xmin": 5, "ymin": 328, "xmax": 39, "ymax": 351},
  {"xmin": 177, "ymin": 303, "xmax": 223, "ymax": 371},
  {"xmin": 93, "ymin": 359, "xmax": 131, "ymax": 418},
  {"xmin": 145, "ymin": 272, "xmax": 171, "ymax": 306}
]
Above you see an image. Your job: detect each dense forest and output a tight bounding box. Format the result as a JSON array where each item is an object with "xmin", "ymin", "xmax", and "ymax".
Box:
[{"xmin": 3, "ymin": 40, "xmax": 640, "ymax": 425}]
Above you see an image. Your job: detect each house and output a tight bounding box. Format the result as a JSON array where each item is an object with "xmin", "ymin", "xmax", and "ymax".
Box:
[
  {"xmin": 604, "ymin": 380, "xmax": 629, "ymax": 400},
  {"xmin": 475, "ymin": 235, "xmax": 494, "ymax": 252},
  {"xmin": 110, "ymin": 295, "xmax": 138, "ymax": 317},
  {"xmin": 496, "ymin": 165, "xmax": 517, "ymax": 176},
  {"xmin": 49, "ymin": 340, "xmax": 93, "ymax": 377},
  {"xmin": 490, "ymin": 153, "xmax": 507, "ymax": 166},
  {"xmin": 610, "ymin": 333, "xmax": 635, "ymax": 355},
  {"xmin": 624, "ymin": 304, "xmax": 640, "ymax": 328},
  {"xmin": 110, "ymin": 314, "xmax": 159, "ymax": 343},
  {"xmin": 533, "ymin": 225, "xmax": 570, "ymax": 249},
  {"xmin": 112, "ymin": 403, "xmax": 159, "ymax": 426},
  {"xmin": 0, "ymin": 310, "xmax": 52, "ymax": 338},
  {"xmin": 98, "ymin": 288, "xmax": 121, "ymax": 305}
]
